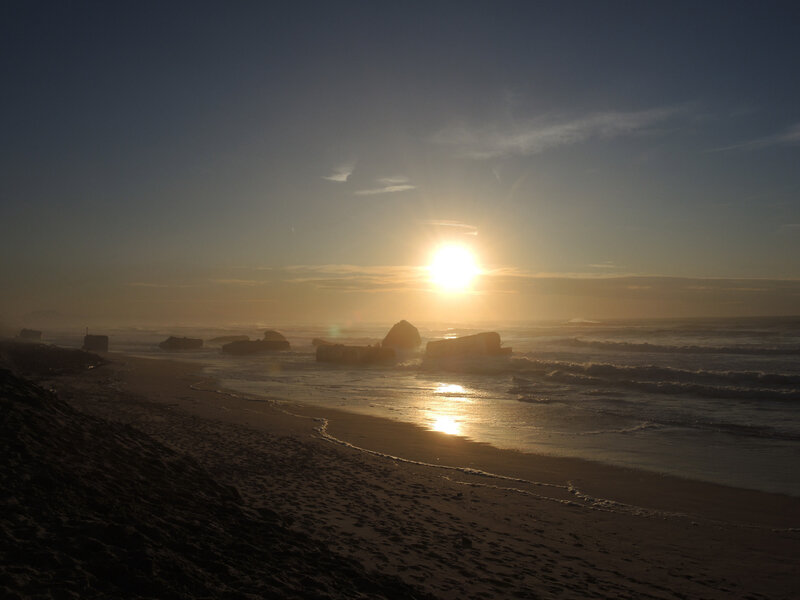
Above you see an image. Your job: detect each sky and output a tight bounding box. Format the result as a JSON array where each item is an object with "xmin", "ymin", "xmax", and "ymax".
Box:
[{"xmin": 1, "ymin": 1, "xmax": 799, "ymax": 326}]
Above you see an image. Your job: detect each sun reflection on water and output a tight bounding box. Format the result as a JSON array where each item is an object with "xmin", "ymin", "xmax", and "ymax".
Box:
[
  {"xmin": 435, "ymin": 383, "xmax": 466, "ymax": 395},
  {"xmin": 426, "ymin": 382, "xmax": 474, "ymax": 435},
  {"xmin": 431, "ymin": 415, "xmax": 461, "ymax": 435}
]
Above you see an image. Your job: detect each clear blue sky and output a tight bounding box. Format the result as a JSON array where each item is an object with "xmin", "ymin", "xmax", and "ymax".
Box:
[{"xmin": 2, "ymin": 1, "xmax": 799, "ymax": 324}]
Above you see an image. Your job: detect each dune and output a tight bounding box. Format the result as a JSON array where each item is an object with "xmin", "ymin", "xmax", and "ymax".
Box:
[{"xmin": 0, "ymin": 356, "xmax": 432, "ymax": 599}]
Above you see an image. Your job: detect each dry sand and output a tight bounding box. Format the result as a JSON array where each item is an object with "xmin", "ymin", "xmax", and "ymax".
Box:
[{"xmin": 8, "ymin": 350, "xmax": 800, "ymax": 599}]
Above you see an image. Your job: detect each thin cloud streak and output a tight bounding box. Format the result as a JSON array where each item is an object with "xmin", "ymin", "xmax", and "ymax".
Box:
[
  {"xmin": 128, "ymin": 265, "xmax": 800, "ymax": 301},
  {"xmin": 421, "ymin": 220, "xmax": 479, "ymax": 236},
  {"xmin": 712, "ymin": 123, "xmax": 800, "ymax": 152},
  {"xmin": 209, "ymin": 279, "xmax": 267, "ymax": 287},
  {"xmin": 432, "ymin": 107, "xmax": 680, "ymax": 159},
  {"xmin": 354, "ymin": 175, "xmax": 416, "ymax": 196},
  {"xmin": 377, "ymin": 176, "xmax": 410, "ymax": 185},
  {"xmin": 283, "ymin": 264, "xmax": 428, "ymax": 293},
  {"xmin": 125, "ymin": 282, "xmax": 199, "ymax": 289},
  {"xmin": 484, "ymin": 266, "xmax": 639, "ymax": 279},
  {"xmin": 354, "ymin": 184, "xmax": 415, "ymax": 195},
  {"xmin": 323, "ymin": 161, "xmax": 356, "ymax": 182}
]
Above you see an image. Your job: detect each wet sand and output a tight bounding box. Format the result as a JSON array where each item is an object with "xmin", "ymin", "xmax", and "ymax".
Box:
[{"xmin": 29, "ymin": 353, "xmax": 800, "ymax": 598}]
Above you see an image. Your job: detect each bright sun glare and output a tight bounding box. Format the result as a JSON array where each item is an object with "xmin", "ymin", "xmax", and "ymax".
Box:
[
  {"xmin": 431, "ymin": 415, "xmax": 461, "ymax": 436},
  {"xmin": 428, "ymin": 245, "xmax": 479, "ymax": 292}
]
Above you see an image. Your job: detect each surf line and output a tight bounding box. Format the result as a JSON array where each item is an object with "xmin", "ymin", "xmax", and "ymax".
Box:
[
  {"xmin": 188, "ymin": 380, "xmax": 570, "ymax": 491},
  {"xmin": 188, "ymin": 381, "xmax": 800, "ymax": 531},
  {"xmin": 310, "ymin": 415, "xmax": 695, "ymax": 520},
  {"xmin": 189, "ymin": 380, "xmax": 697, "ymax": 519}
]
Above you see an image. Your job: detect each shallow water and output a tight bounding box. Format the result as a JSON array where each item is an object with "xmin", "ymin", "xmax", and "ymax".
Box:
[{"xmin": 48, "ymin": 317, "xmax": 800, "ymax": 496}]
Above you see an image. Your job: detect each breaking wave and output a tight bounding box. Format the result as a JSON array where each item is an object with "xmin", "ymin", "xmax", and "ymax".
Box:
[
  {"xmin": 553, "ymin": 338, "xmax": 800, "ymax": 356},
  {"xmin": 541, "ymin": 371, "xmax": 800, "ymax": 401},
  {"xmin": 513, "ymin": 358, "xmax": 800, "ymax": 386},
  {"xmin": 505, "ymin": 358, "xmax": 800, "ymax": 401},
  {"xmin": 419, "ymin": 354, "xmax": 800, "ymax": 401}
]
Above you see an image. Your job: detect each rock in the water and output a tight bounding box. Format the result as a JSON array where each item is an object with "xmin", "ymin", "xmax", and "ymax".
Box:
[
  {"xmin": 316, "ymin": 344, "xmax": 395, "ymax": 365},
  {"xmin": 425, "ymin": 332, "xmax": 511, "ymax": 360},
  {"xmin": 263, "ymin": 330, "xmax": 288, "ymax": 343},
  {"xmin": 382, "ymin": 320, "xmax": 421, "ymax": 350},
  {"xmin": 17, "ymin": 328, "xmax": 42, "ymax": 341},
  {"xmin": 158, "ymin": 336, "xmax": 203, "ymax": 351},
  {"xmin": 207, "ymin": 335, "xmax": 250, "ymax": 345},
  {"xmin": 82, "ymin": 334, "xmax": 109, "ymax": 352},
  {"xmin": 222, "ymin": 339, "xmax": 289, "ymax": 355}
]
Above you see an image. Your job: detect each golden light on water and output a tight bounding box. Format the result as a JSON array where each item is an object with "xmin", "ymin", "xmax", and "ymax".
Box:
[
  {"xmin": 431, "ymin": 415, "xmax": 461, "ymax": 435},
  {"xmin": 428, "ymin": 382, "xmax": 471, "ymax": 435},
  {"xmin": 428, "ymin": 244, "xmax": 479, "ymax": 292},
  {"xmin": 435, "ymin": 383, "xmax": 466, "ymax": 395}
]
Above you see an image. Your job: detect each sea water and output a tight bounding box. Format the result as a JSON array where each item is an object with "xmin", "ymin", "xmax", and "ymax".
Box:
[{"xmin": 48, "ymin": 317, "xmax": 800, "ymax": 496}]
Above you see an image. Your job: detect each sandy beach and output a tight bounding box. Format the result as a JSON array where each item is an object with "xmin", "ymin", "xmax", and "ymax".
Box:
[{"xmin": 4, "ymin": 348, "xmax": 799, "ymax": 599}]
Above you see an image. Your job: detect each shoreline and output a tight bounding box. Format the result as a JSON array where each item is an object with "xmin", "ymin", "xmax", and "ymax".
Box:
[
  {"xmin": 42, "ymin": 352, "xmax": 800, "ymax": 598},
  {"xmin": 134, "ymin": 343, "xmax": 800, "ymax": 499},
  {"xmin": 107, "ymin": 353, "xmax": 800, "ymax": 529}
]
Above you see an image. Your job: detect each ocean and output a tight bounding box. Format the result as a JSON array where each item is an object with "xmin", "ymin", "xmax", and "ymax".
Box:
[{"xmin": 49, "ymin": 317, "xmax": 800, "ymax": 496}]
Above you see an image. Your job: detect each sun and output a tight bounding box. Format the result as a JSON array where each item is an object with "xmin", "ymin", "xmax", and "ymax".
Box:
[{"xmin": 428, "ymin": 244, "xmax": 479, "ymax": 292}]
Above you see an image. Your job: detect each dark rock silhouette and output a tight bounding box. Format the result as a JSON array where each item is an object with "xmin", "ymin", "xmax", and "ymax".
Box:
[
  {"xmin": 316, "ymin": 344, "xmax": 395, "ymax": 365},
  {"xmin": 207, "ymin": 335, "xmax": 250, "ymax": 345},
  {"xmin": 222, "ymin": 339, "xmax": 289, "ymax": 355},
  {"xmin": 158, "ymin": 336, "xmax": 203, "ymax": 351},
  {"xmin": 263, "ymin": 330, "xmax": 289, "ymax": 343},
  {"xmin": 382, "ymin": 320, "xmax": 421, "ymax": 350},
  {"xmin": 312, "ymin": 338, "xmax": 335, "ymax": 347},
  {"xmin": 17, "ymin": 328, "xmax": 42, "ymax": 341},
  {"xmin": 82, "ymin": 334, "xmax": 109, "ymax": 352},
  {"xmin": 425, "ymin": 332, "xmax": 511, "ymax": 360}
]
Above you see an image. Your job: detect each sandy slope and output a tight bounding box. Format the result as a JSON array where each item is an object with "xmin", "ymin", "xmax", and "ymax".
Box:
[
  {"xmin": 6, "ymin": 348, "xmax": 800, "ymax": 599},
  {"xmin": 1, "ymin": 360, "xmax": 432, "ymax": 599}
]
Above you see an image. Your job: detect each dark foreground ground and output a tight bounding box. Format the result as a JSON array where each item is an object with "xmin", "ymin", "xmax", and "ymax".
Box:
[
  {"xmin": 0, "ymin": 342, "xmax": 432, "ymax": 599},
  {"xmin": 2, "ymin": 341, "xmax": 799, "ymax": 600}
]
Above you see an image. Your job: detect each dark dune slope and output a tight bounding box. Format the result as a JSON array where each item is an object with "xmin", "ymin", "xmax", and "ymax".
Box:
[
  {"xmin": 0, "ymin": 368, "xmax": 433, "ymax": 600},
  {"xmin": 0, "ymin": 340, "xmax": 106, "ymax": 377}
]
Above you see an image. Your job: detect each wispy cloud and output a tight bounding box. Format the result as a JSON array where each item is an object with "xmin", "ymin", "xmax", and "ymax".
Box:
[
  {"xmin": 587, "ymin": 261, "xmax": 623, "ymax": 270},
  {"xmin": 209, "ymin": 278, "xmax": 267, "ymax": 287},
  {"xmin": 229, "ymin": 265, "xmax": 273, "ymax": 271},
  {"xmin": 354, "ymin": 175, "xmax": 416, "ymax": 196},
  {"xmin": 126, "ymin": 281, "xmax": 198, "ymax": 288},
  {"xmin": 431, "ymin": 107, "xmax": 679, "ymax": 159},
  {"xmin": 284, "ymin": 264, "xmax": 427, "ymax": 292},
  {"xmin": 377, "ymin": 176, "xmax": 410, "ymax": 185},
  {"xmin": 421, "ymin": 219, "xmax": 479, "ymax": 236},
  {"xmin": 484, "ymin": 266, "xmax": 639, "ymax": 280},
  {"xmin": 712, "ymin": 123, "xmax": 800, "ymax": 152},
  {"xmin": 323, "ymin": 161, "xmax": 356, "ymax": 182}
]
